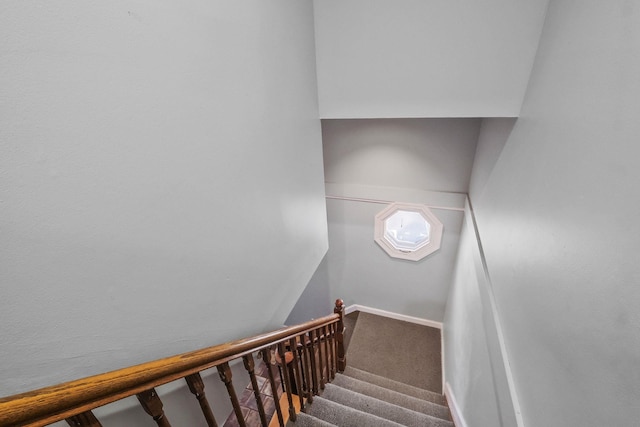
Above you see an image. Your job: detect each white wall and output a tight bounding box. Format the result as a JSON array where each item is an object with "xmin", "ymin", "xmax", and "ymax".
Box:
[
  {"xmin": 313, "ymin": 0, "xmax": 549, "ymax": 118},
  {"xmin": 324, "ymin": 191, "xmax": 463, "ymax": 321},
  {"xmin": 288, "ymin": 119, "xmax": 479, "ymax": 322},
  {"xmin": 443, "ymin": 216, "xmax": 503, "ymax": 427},
  {"xmin": 0, "ymin": 0, "xmax": 327, "ymax": 403},
  {"xmin": 322, "ymin": 119, "xmax": 481, "ymax": 193},
  {"xmin": 443, "ymin": 118, "xmax": 518, "ymax": 427},
  {"xmin": 463, "ymin": 1, "xmax": 640, "ymax": 425}
]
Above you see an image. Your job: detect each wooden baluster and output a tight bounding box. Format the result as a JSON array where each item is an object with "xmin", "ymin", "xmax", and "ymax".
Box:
[
  {"xmin": 334, "ymin": 299, "xmax": 347, "ymax": 372},
  {"xmin": 65, "ymin": 411, "xmax": 102, "ymax": 427},
  {"xmin": 277, "ymin": 342, "xmax": 297, "ymax": 422},
  {"xmin": 308, "ymin": 329, "xmax": 320, "ymax": 395},
  {"xmin": 322, "ymin": 324, "xmax": 332, "ymax": 383},
  {"xmin": 296, "ymin": 335, "xmax": 309, "ymax": 401},
  {"xmin": 243, "ymin": 353, "xmax": 268, "ymax": 427},
  {"xmin": 185, "ymin": 372, "xmax": 218, "ymax": 427},
  {"xmin": 329, "ymin": 323, "xmax": 337, "ymax": 379},
  {"xmin": 217, "ymin": 362, "xmax": 246, "ymax": 427},
  {"xmin": 289, "ymin": 337, "xmax": 305, "ymax": 411},
  {"xmin": 315, "ymin": 327, "xmax": 326, "ymax": 390},
  {"xmin": 137, "ymin": 388, "xmax": 172, "ymax": 427},
  {"xmin": 300, "ymin": 333, "xmax": 314, "ymax": 403},
  {"xmin": 304, "ymin": 332, "xmax": 317, "ymax": 398},
  {"xmin": 262, "ymin": 348, "xmax": 285, "ymax": 427}
]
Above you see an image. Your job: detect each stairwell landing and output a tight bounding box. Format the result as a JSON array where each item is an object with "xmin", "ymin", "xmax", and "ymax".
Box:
[{"xmin": 286, "ymin": 311, "xmax": 453, "ymax": 427}]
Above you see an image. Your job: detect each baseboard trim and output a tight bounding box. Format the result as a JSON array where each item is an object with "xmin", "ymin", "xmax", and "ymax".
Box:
[
  {"xmin": 344, "ymin": 304, "xmax": 443, "ymax": 329},
  {"xmin": 445, "ymin": 382, "xmax": 468, "ymax": 427}
]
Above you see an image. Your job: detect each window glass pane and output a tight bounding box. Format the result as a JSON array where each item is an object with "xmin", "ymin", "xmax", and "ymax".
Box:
[{"xmin": 384, "ymin": 210, "xmax": 431, "ymax": 251}]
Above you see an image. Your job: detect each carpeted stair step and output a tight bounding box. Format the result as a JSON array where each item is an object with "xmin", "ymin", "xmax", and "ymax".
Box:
[
  {"xmin": 332, "ymin": 373, "xmax": 451, "ymax": 420},
  {"xmin": 321, "ymin": 383, "xmax": 453, "ymax": 427},
  {"xmin": 302, "ymin": 396, "xmax": 405, "ymax": 427},
  {"xmin": 286, "ymin": 411, "xmax": 337, "ymax": 427},
  {"xmin": 342, "ymin": 366, "xmax": 447, "ymax": 405}
]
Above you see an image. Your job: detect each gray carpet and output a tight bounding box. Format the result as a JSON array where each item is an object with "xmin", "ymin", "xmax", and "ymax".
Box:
[
  {"xmin": 321, "ymin": 383, "xmax": 452, "ymax": 427},
  {"xmin": 345, "ymin": 312, "xmax": 442, "ymax": 393},
  {"xmin": 342, "ymin": 311, "xmax": 359, "ymax": 353},
  {"xmin": 331, "ymin": 374, "xmax": 450, "ymax": 419},
  {"xmin": 304, "ymin": 396, "xmax": 405, "ymax": 427},
  {"xmin": 341, "ymin": 366, "xmax": 446, "ymax": 405},
  {"xmin": 291, "ymin": 412, "xmax": 335, "ymax": 427}
]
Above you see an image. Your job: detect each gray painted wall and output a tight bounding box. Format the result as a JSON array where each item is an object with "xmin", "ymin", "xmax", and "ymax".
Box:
[
  {"xmin": 286, "ymin": 254, "xmax": 333, "ymax": 325},
  {"xmin": 313, "ymin": 0, "xmax": 549, "ymax": 118},
  {"xmin": 443, "ymin": 216, "xmax": 503, "ymax": 427},
  {"xmin": 448, "ymin": 1, "xmax": 640, "ymax": 426},
  {"xmin": 443, "ymin": 119, "xmax": 518, "ymax": 427},
  {"xmin": 324, "ymin": 194, "xmax": 462, "ymax": 321},
  {"xmin": 289, "ymin": 119, "xmax": 480, "ymax": 323},
  {"xmin": 0, "ymin": 1, "xmax": 327, "ymax": 406},
  {"xmin": 322, "ymin": 119, "xmax": 481, "ymax": 193}
]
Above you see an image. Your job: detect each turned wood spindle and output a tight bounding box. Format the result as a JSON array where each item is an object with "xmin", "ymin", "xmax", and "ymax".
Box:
[
  {"xmin": 322, "ymin": 324, "xmax": 332, "ymax": 383},
  {"xmin": 301, "ymin": 333, "xmax": 315, "ymax": 401},
  {"xmin": 277, "ymin": 341, "xmax": 297, "ymax": 422},
  {"xmin": 65, "ymin": 411, "xmax": 102, "ymax": 427},
  {"xmin": 217, "ymin": 362, "xmax": 246, "ymax": 427},
  {"xmin": 332, "ymin": 322, "xmax": 338, "ymax": 377},
  {"xmin": 185, "ymin": 372, "xmax": 218, "ymax": 427},
  {"xmin": 315, "ymin": 327, "xmax": 326, "ymax": 390},
  {"xmin": 262, "ymin": 348, "xmax": 285, "ymax": 427},
  {"xmin": 334, "ymin": 298, "xmax": 347, "ymax": 373},
  {"xmin": 308, "ymin": 329, "xmax": 320, "ymax": 394},
  {"xmin": 137, "ymin": 388, "xmax": 172, "ymax": 427},
  {"xmin": 298, "ymin": 334, "xmax": 312, "ymax": 403},
  {"xmin": 243, "ymin": 353, "xmax": 268, "ymax": 427},
  {"xmin": 289, "ymin": 336, "xmax": 305, "ymax": 411}
]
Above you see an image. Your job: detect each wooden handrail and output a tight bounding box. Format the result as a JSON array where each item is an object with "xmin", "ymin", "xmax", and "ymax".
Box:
[{"xmin": 0, "ymin": 308, "xmax": 342, "ymax": 427}]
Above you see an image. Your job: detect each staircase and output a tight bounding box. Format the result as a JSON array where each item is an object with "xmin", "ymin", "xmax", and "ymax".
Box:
[
  {"xmin": 0, "ymin": 301, "xmax": 453, "ymax": 427},
  {"xmin": 287, "ymin": 366, "xmax": 452, "ymax": 427},
  {"xmin": 284, "ymin": 309, "xmax": 453, "ymax": 427}
]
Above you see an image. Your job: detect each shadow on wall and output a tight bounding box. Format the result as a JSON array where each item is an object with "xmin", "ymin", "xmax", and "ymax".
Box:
[
  {"xmin": 285, "ymin": 255, "xmax": 331, "ymax": 325},
  {"xmin": 468, "ymin": 118, "xmax": 517, "ymax": 201}
]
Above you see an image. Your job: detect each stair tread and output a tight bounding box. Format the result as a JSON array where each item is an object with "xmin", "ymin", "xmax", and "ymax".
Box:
[
  {"xmin": 332, "ymin": 373, "xmax": 450, "ymax": 420},
  {"xmin": 321, "ymin": 383, "xmax": 453, "ymax": 427},
  {"xmin": 342, "ymin": 366, "xmax": 447, "ymax": 405},
  {"xmin": 286, "ymin": 411, "xmax": 337, "ymax": 427},
  {"xmin": 305, "ymin": 396, "xmax": 406, "ymax": 427}
]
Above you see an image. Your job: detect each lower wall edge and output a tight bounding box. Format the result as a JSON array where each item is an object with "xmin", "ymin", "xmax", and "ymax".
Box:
[
  {"xmin": 344, "ymin": 304, "xmax": 443, "ymax": 329},
  {"xmin": 445, "ymin": 382, "xmax": 468, "ymax": 427}
]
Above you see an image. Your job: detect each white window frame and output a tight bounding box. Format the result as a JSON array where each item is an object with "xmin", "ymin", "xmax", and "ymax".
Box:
[{"xmin": 374, "ymin": 202, "xmax": 444, "ymax": 261}]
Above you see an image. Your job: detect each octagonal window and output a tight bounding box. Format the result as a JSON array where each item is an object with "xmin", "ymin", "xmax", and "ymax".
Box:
[
  {"xmin": 384, "ymin": 210, "xmax": 431, "ymax": 251},
  {"xmin": 374, "ymin": 203, "xmax": 443, "ymax": 261}
]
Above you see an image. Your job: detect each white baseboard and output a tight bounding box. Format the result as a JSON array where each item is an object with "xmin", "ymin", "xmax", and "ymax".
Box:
[
  {"xmin": 445, "ymin": 382, "xmax": 468, "ymax": 427},
  {"xmin": 344, "ymin": 304, "xmax": 442, "ymax": 329}
]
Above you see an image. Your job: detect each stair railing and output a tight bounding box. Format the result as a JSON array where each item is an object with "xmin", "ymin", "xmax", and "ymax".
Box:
[{"xmin": 0, "ymin": 300, "xmax": 347, "ymax": 427}]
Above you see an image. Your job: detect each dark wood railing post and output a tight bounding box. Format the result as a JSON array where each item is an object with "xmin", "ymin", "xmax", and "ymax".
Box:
[
  {"xmin": 277, "ymin": 342, "xmax": 297, "ymax": 422},
  {"xmin": 65, "ymin": 411, "xmax": 102, "ymax": 427},
  {"xmin": 315, "ymin": 327, "xmax": 326, "ymax": 390},
  {"xmin": 323, "ymin": 324, "xmax": 332, "ymax": 382},
  {"xmin": 288, "ymin": 337, "xmax": 305, "ymax": 411},
  {"xmin": 334, "ymin": 299, "xmax": 347, "ymax": 372},
  {"xmin": 262, "ymin": 348, "xmax": 285, "ymax": 427},
  {"xmin": 217, "ymin": 362, "xmax": 246, "ymax": 427},
  {"xmin": 308, "ymin": 329, "xmax": 319, "ymax": 395},
  {"xmin": 137, "ymin": 388, "xmax": 172, "ymax": 427},
  {"xmin": 300, "ymin": 334, "xmax": 314, "ymax": 404},
  {"xmin": 243, "ymin": 353, "xmax": 268, "ymax": 427},
  {"xmin": 185, "ymin": 372, "xmax": 218, "ymax": 427}
]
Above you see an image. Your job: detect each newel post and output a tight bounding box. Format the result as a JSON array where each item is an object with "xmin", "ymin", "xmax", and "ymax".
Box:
[{"xmin": 334, "ymin": 299, "xmax": 347, "ymax": 372}]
